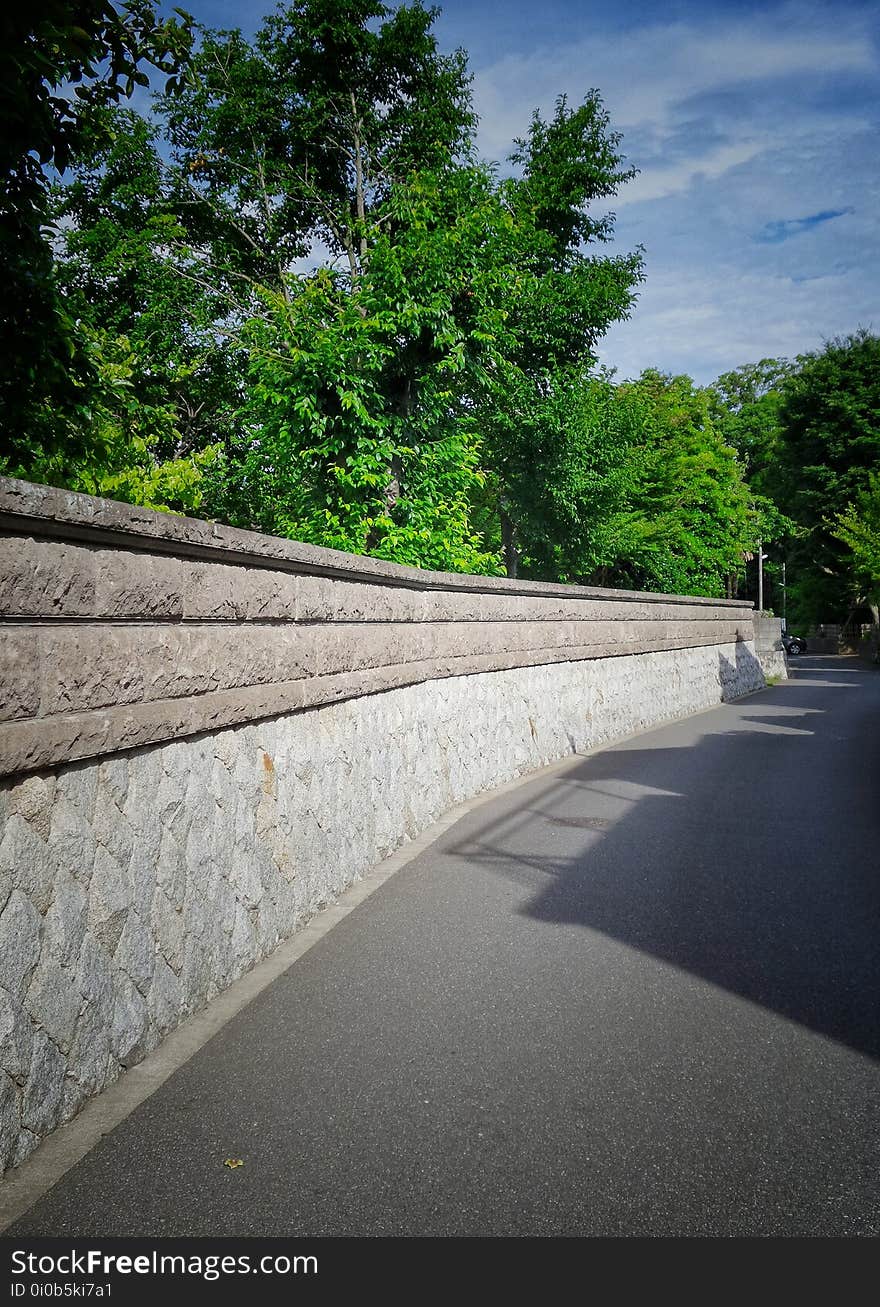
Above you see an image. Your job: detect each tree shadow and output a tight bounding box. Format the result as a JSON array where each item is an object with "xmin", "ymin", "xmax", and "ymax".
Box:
[{"xmin": 447, "ymin": 657, "xmax": 880, "ymax": 1059}]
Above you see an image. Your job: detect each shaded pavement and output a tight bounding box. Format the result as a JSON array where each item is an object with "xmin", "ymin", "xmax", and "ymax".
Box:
[{"xmin": 7, "ymin": 657, "xmax": 880, "ymax": 1236}]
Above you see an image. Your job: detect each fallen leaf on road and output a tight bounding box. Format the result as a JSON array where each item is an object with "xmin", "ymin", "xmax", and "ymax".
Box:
[{"xmin": 224, "ymin": 1158, "xmax": 244, "ymax": 1169}]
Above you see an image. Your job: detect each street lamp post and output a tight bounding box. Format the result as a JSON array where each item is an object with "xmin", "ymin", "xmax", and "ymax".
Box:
[
  {"xmin": 756, "ymin": 543, "xmax": 770, "ymax": 614},
  {"xmin": 757, "ymin": 540, "xmax": 763, "ymax": 615}
]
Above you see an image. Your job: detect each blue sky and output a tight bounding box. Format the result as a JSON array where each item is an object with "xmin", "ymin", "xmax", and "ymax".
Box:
[{"xmin": 161, "ymin": 0, "xmax": 879, "ymax": 383}]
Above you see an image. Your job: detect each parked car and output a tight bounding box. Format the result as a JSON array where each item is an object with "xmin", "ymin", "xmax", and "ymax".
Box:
[{"xmin": 782, "ymin": 633, "xmax": 807, "ymax": 655}]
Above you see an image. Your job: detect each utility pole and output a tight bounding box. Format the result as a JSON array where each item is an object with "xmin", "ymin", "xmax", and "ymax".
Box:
[
  {"xmin": 757, "ymin": 540, "xmax": 763, "ymax": 615},
  {"xmin": 781, "ymin": 560, "xmax": 787, "ymax": 632}
]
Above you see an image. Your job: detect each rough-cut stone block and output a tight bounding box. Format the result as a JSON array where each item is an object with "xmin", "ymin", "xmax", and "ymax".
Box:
[
  {"xmin": 99, "ymin": 757, "xmax": 129, "ymax": 809},
  {"xmin": 20, "ymin": 1030, "xmax": 65, "ymax": 1138},
  {"xmin": 182, "ymin": 561, "xmax": 247, "ymax": 620},
  {"xmin": 110, "ymin": 973, "xmax": 148, "ymax": 1067},
  {"xmin": 37, "ymin": 624, "xmax": 315, "ymax": 722},
  {"xmin": 114, "ymin": 909, "xmax": 155, "ymax": 994},
  {"xmin": 0, "ymin": 631, "xmax": 39, "ymax": 722},
  {"xmin": 12, "ymin": 1126, "xmax": 36, "ymax": 1168},
  {"xmin": 243, "ymin": 569, "xmax": 299, "ymax": 620},
  {"xmin": 75, "ymin": 934, "xmax": 113, "ymax": 1023},
  {"xmin": 154, "ymin": 836, "xmax": 184, "ymax": 920},
  {"xmin": 0, "ymin": 536, "xmax": 97, "ymax": 617},
  {"xmin": 67, "ymin": 1001, "xmax": 110, "ymax": 1098},
  {"xmin": 24, "ymin": 954, "xmax": 80, "ymax": 1053},
  {"xmin": 2, "ymin": 815, "xmax": 55, "ymax": 914},
  {"xmin": 151, "ymin": 889, "xmax": 185, "ymax": 975},
  {"xmin": 87, "ymin": 846, "xmax": 130, "ymax": 955},
  {"xmin": 428, "ymin": 590, "xmax": 485, "ymax": 622},
  {"xmin": 0, "ymin": 985, "xmax": 34, "ymax": 1085},
  {"xmin": 0, "ymin": 1069, "xmax": 20, "ymax": 1175},
  {"xmin": 295, "ymin": 574, "xmax": 425, "ymax": 623},
  {"xmin": 55, "ymin": 765, "xmax": 98, "ymax": 823},
  {"xmin": 7, "ymin": 774, "xmax": 55, "ymax": 840},
  {"xmin": 94, "ymin": 549, "xmax": 184, "ymax": 619},
  {"xmin": 42, "ymin": 874, "xmax": 87, "ymax": 966},
  {"xmin": 40, "ymin": 628, "xmax": 145, "ymax": 714},
  {"xmin": 49, "ymin": 796, "xmax": 98, "ymax": 888},
  {"xmin": 93, "ymin": 786, "xmax": 135, "ymax": 872},
  {"xmin": 147, "ymin": 955, "xmax": 181, "ymax": 1037}
]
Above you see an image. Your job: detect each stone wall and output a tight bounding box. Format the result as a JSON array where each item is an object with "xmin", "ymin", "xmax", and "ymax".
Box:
[
  {"xmin": 0, "ymin": 479, "xmax": 763, "ymax": 1172},
  {"xmin": 753, "ymin": 615, "xmax": 788, "ymax": 680}
]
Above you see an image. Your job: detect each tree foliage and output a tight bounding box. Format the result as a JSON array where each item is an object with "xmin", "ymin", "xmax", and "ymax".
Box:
[
  {"xmin": 0, "ymin": 2, "xmax": 192, "ymax": 451},
  {"xmin": 16, "ymin": 0, "xmax": 870, "ymax": 613},
  {"xmin": 7, "ymin": 326, "xmax": 218, "ymax": 512},
  {"xmin": 605, "ymin": 371, "xmax": 758, "ymax": 597},
  {"xmin": 768, "ymin": 330, "xmax": 880, "ymax": 626},
  {"xmin": 50, "ymin": 106, "xmax": 240, "ymax": 456},
  {"xmin": 709, "ymin": 357, "xmax": 793, "ymax": 487},
  {"xmin": 148, "ymin": 3, "xmax": 644, "ymax": 572},
  {"xmin": 833, "ymin": 472, "xmax": 880, "ymax": 608}
]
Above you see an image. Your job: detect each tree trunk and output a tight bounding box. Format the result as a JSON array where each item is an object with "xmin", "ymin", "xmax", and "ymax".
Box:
[
  {"xmin": 501, "ymin": 505, "xmax": 519, "ymax": 579},
  {"xmin": 365, "ymin": 379, "xmax": 409, "ymax": 552},
  {"xmin": 383, "ymin": 453, "xmax": 402, "ymax": 516}
]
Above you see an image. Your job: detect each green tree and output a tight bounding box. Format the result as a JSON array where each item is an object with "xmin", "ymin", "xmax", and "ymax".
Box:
[
  {"xmin": 233, "ymin": 164, "xmax": 512, "ymax": 569},
  {"xmin": 770, "ymin": 330, "xmax": 880, "ymax": 627},
  {"xmin": 4, "ymin": 326, "xmax": 219, "ymax": 513},
  {"xmin": 153, "ymin": 0, "xmax": 494, "ymax": 564},
  {"xmin": 709, "ymin": 357, "xmax": 793, "ymax": 487},
  {"xmin": 833, "ymin": 473, "xmax": 880, "ymax": 619},
  {"xmin": 476, "ymin": 93, "xmax": 644, "ymax": 574},
  {"xmin": 158, "ymin": 0, "xmax": 474, "ymax": 312},
  {"xmin": 51, "ymin": 106, "xmax": 240, "ymax": 457},
  {"xmin": 469, "ymin": 365, "xmax": 643, "ymax": 582},
  {"xmin": 156, "ymin": 5, "xmax": 643, "ymax": 572},
  {"xmin": 606, "ymin": 371, "xmax": 758, "ymax": 598},
  {"xmin": 0, "ymin": 2, "xmax": 192, "ymax": 453}
]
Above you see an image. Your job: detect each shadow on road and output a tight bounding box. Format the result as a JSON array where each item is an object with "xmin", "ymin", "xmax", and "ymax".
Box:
[{"xmin": 449, "ymin": 656, "xmax": 880, "ymax": 1060}]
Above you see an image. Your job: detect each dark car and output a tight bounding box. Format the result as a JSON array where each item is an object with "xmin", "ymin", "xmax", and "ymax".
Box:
[{"xmin": 782, "ymin": 633, "xmax": 807, "ymax": 655}]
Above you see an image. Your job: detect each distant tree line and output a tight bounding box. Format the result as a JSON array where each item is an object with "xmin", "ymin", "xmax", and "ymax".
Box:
[{"xmin": 2, "ymin": 2, "xmax": 877, "ymax": 627}]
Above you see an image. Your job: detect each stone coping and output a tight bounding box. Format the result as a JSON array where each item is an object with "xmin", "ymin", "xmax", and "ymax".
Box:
[
  {"xmin": 0, "ymin": 477, "xmax": 752, "ymax": 609},
  {"xmin": 0, "ymin": 477, "xmax": 756, "ymax": 777}
]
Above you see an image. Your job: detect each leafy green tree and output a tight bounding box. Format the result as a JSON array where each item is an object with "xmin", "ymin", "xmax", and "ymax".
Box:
[
  {"xmin": 0, "ymin": 2, "xmax": 192, "ymax": 453},
  {"xmin": 605, "ymin": 371, "xmax": 758, "ymax": 597},
  {"xmin": 833, "ymin": 474, "xmax": 880, "ymax": 618},
  {"xmin": 475, "ymin": 93, "xmax": 644, "ymax": 574},
  {"xmin": 3, "ymin": 326, "xmax": 219, "ymax": 513},
  {"xmin": 709, "ymin": 357, "xmax": 793, "ymax": 487},
  {"xmin": 232, "ymin": 165, "xmax": 507, "ymax": 569},
  {"xmin": 773, "ymin": 331, "xmax": 880, "ymax": 520},
  {"xmin": 151, "ymin": 0, "xmax": 496, "ymax": 563},
  {"xmin": 154, "ymin": 5, "xmax": 644, "ymax": 572},
  {"xmin": 770, "ymin": 330, "xmax": 880, "ymax": 626},
  {"xmin": 469, "ymin": 365, "xmax": 643, "ymax": 582},
  {"xmin": 158, "ymin": 0, "xmax": 474, "ymax": 310},
  {"xmin": 51, "ymin": 106, "xmax": 240, "ymax": 456}
]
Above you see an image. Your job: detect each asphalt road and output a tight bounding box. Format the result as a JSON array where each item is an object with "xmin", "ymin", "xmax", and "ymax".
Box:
[{"xmin": 7, "ymin": 657, "xmax": 880, "ymax": 1236}]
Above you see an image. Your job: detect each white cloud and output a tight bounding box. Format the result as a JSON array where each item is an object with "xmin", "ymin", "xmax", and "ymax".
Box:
[
  {"xmin": 598, "ymin": 263, "xmax": 878, "ymax": 384},
  {"xmin": 469, "ymin": 2, "xmax": 879, "ymax": 383},
  {"xmin": 618, "ymin": 141, "xmax": 764, "ymax": 205},
  {"xmin": 472, "ymin": 4, "xmax": 876, "ymax": 162}
]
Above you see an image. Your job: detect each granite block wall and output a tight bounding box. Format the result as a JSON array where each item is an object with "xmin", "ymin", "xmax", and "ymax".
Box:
[{"xmin": 0, "ymin": 479, "xmax": 766, "ymax": 1170}]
